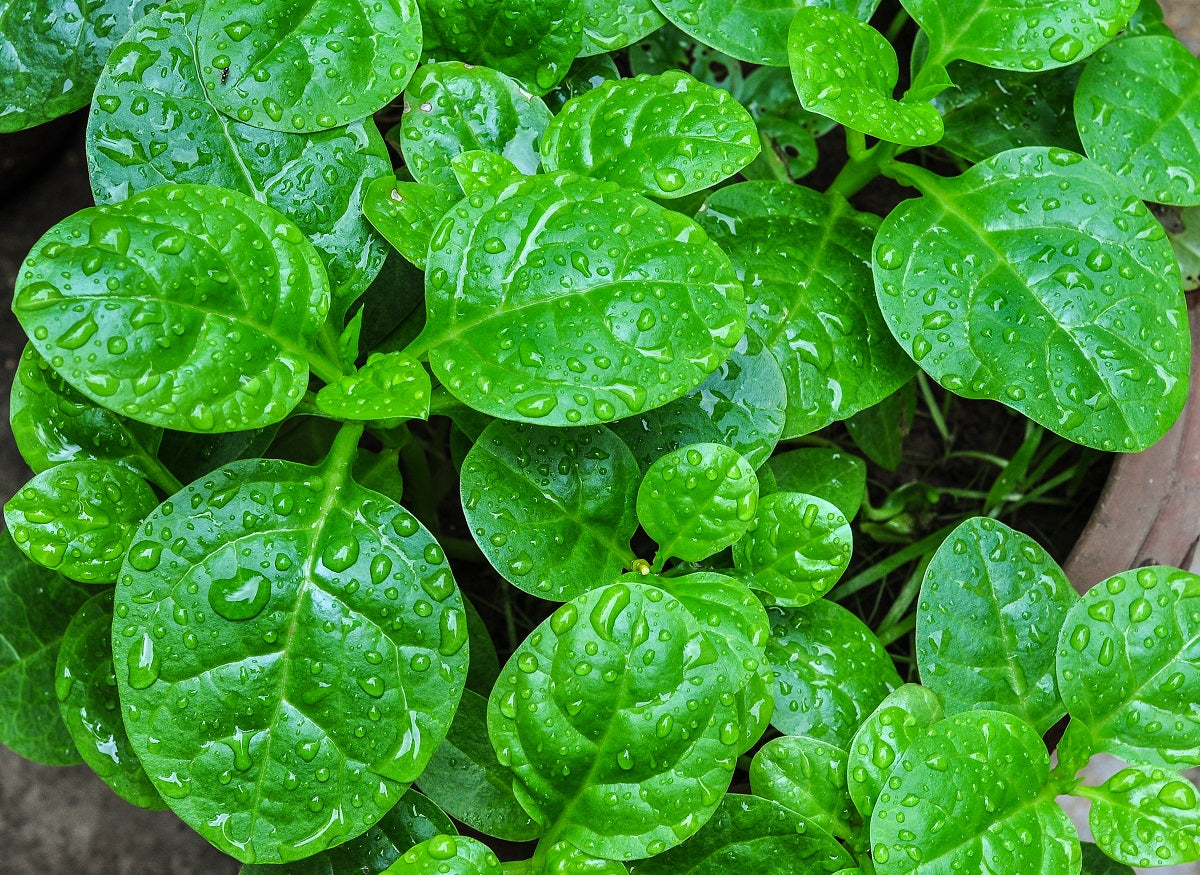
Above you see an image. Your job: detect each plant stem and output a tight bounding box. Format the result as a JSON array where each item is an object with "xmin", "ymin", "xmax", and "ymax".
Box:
[
  {"xmin": 321, "ymin": 421, "xmax": 365, "ymax": 477},
  {"xmin": 829, "ymin": 523, "xmax": 957, "ymax": 601},
  {"xmin": 828, "ymin": 140, "xmax": 903, "ymax": 200},
  {"xmin": 884, "ymin": 7, "xmax": 911, "ymax": 43},
  {"xmin": 141, "ymin": 454, "xmax": 185, "ymax": 495}
]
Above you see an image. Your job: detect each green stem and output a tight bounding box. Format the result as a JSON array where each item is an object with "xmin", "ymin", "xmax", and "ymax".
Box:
[
  {"xmin": 828, "ymin": 140, "xmax": 903, "ymax": 200},
  {"xmin": 311, "ymin": 321, "xmax": 347, "ymax": 384},
  {"xmin": 828, "ymin": 523, "xmax": 957, "ymax": 601},
  {"xmin": 884, "ymin": 7, "xmax": 910, "ymax": 43},
  {"xmin": 141, "ymin": 454, "xmax": 185, "ymax": 495},
  {"xmin": 428, "ymin": 386, "xmax": 460, "ymax": 417},
  {"xmin": 321, "ymin": 421, "xmax": 365, "ymax": 477}
]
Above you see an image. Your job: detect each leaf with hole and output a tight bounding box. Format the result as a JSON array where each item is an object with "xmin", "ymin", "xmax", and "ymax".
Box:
[
  {"xmin": 750, "ymin": 736, "xmax": 857, "ymax": 839},
  {"xmin": 846, "ymin": 684, "xmax": 943, "ymax": 820},
  {"xmin": 1086, "ymin": 764, "xmax": 1200, "ymax": 867}
]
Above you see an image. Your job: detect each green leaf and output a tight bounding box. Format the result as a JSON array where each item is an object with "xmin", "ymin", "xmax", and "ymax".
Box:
[
  {"xmin": 195, "ymin": 0, "xmax": 422, "ymax": 133},
  {"xmin": 113, "ymin": 454, "xmax": 469, "ymax": 864},
  {"xmin": 155, "ymin": 424, "xmax": 282, "ymax": 485},
  {"xmin": 1166, "ymin": 204, "xmax": 1200, "ymax": 292},
  {"xmin": 398, "ymin": 63, "xmax": 552, "ymax": 191},
  {"xmin": 608, "ymin": 328, "xmax": 787, "ymax": 472},
  {"xmin": 767, "ymin": 600, "xmax": 900, "ymax": 747},
  {"xmin": 383, "ymin": 835, "xmax": 501, "ymax": 875},
  {"xmin": 460, "ymin": 421, "xmax": 639, "ymax": 599},
  {"xmin": 765, "ymin": 449, "xmax": 867, "ymax": 521},
  {"xmin": 316, "ymin": 353, "xmax": 431, "ymax": 424},
  {"xmin": 417, "ymin": 172, "xmax": 745, "ymax": 426},
  {"xmin": 364, "ymin": 177, "xmax": 459, "ymax": 271},
  {"xmin": 87, "ymin": 0, "xmax": 390, "ymax": 319},
  {"xmin": 1057, "ymin": 566, "xmax": 1200, "ymax": 768},
  {"xmin": 1075, "ymin": 35, "xmax": 1200, "ymax": 206},
  {"xmin": 450, "ymin": 151, "xmax": 526, "ymax": 195},
  {"xmin": 540, "ymin": 71, "xmax": 759, "ymax": 199},
  {"xmin": 871, "ymin": 710, "xmax": 1080, "ymax": 874},
  {"xmin": 13, "ymin": 183, "xmax": 330, "ymax": 433},
  {"xmin": 545, "ymin": 54, "xmax": 621, "ymax": 113},
  {"xmin": 542, "ymin": 841, "xmax": 629, "ymax": 874},
  {"xmin": 461, "ymin": 595, "xmax": 500, "ymax": 696},
  {"xmin": 55, "ymin": 589, "xmax": 163, "ymax": 809},
  {"xmin": 4, "ymin": 461, "xmax": 159, "ymax": 584},
  {"xmin": 741, "ymin": 112, "xmax": 819, "ymax": 183},
  {"xmin": 733, "ymin": 493, "xmax": 852, "ymax": 607},
  {"xmin": 1055, "ymin": 718, "xmax": 1096, "ymax": 780},
  {"xmin": 916, "ymin": 517, "xmax": 1077, "ymax": 733},
  {"xmin": 1125, "ymin": 0, "xmax": 1170, "ymax": 38},
  {"xmin": 628, "ymin": 794, "xmax": 854, "ymax": 874},
  {"xmin": 0, "ymin": 0, "xmax": 160, "ymax": 132},
  {"xmin": 698, "ymin": 182, "xmax": 915, "ymax": 438},
  {"xmin": 355, "ymin": 448, "xmax": 405, "ymax": 504},
  {"xmin": 487, "ymin": 582, "xmax": 742, "ymax": 859},
  {"xmin": 846, "ymin": 388, "xmax": 911, "ymax": 471},
  {"xmin": 419, "ymin": 0, "xmax": 581, "ymax": 94},
  {"xmin": 750, "ymin": 737, "xmax": 857, "ymax": 839},
  {"xmin": 10, "ymin": 344, "xmax": 164, "ymax": 480},
  {"xmin": 846, "ymin": 684, "xmax": 943, "ymax": 820},
  {"xmin": 1080, "ymin": 841, "xmax": 1136, "ymax": 874},
  {"xmin": 874, "ymin": 147, "xmax": 1187, "ymax": 452},
  {"xmin": 1086, "ymin": 764, "xmax": 1200, "ymax": 867},
  {"xmin": 578, "ymin": 0, "xmax": 665, "ymax": 55},
  {"xmin": 788, "ymin": 8, "xmax": 943, "ymax": 147},
  {"xmin": 0, "ymin": 529, "xmax": 91, "ymax": 765},
  {"xmin": 637, "ymin": 443, "xmax": 759, "ymax": 563},
  {"xmin": 417, "ymin": 689, "xmax": 541, "ymax": 841},
  {"xmin": 904, "ymin": 0, "xmax": 1137, "ymax": 71}
]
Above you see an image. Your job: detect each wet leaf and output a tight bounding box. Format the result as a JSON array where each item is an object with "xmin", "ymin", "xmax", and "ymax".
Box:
[
  {"xmin": 450, "ymin": 151, "xmax": 526, "ymax": 194},
  {"xmin": 316, "ymin": 353, "xmax": 431, "ymax": 424},
  {"xmin": 1087, "ymin": 763, "xmax": 1200, "ymax": 867},
  {"xmin": 750, "ymin": 736, "xmax": 857, "ymax": 839},
  {"xmin": 364, "ymin": 177, "xmax": 460, "ymax": 271},
  {"xmin": 765, "ymin": 449, "xmax": 867, "ymax": 521},
  {"xmin": 542, "ymin": 842, "xmax": 629, "ymax": 874},
  {"xmin": 846, "ymin": 684, "xmax": 943, "ymax": 820},
  {"xmin": 578, "ymin": 0, "xmax": 664, "ymax": 55},
  {"xmin": 384, "ymin": 834, "xmax": 501, "ymax": 875}
]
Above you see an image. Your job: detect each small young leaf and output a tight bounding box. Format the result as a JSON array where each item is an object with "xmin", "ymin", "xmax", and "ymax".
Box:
[
  {"xmin": 364, "ymin": 177, "xmax": 460, "ymax": 270},
  {"xmin": 766, "ymin": 449, "xmax": 867, "ymax": 521},
  {"xmin": 787, "ymin": 8, "xmax": 943, "ymax": 147},
  {"xmin": 916, "ymin": 517, "xmax": 1077, "ymax": 733},
  {"xmin": 450, "ymin": 151, "xmax": 525, "ymax": 194},
  {"xmin": 1125, "ymin": 0, "xmax": 1170, "ymax": 38},
  {"xmin": 545, "ymin": 54, "xmax": 621, "ymax": 113},
  {"xmin": 750, "ymin": 736, "xmax": 857, "ymax": 839},
  {"xmin": 540, "ymin": 71, "xmax": 759, "ymax": 199},
  {"xmin": 844, "ymin": 387, "xmax": 911, "ymax": 471},
  {"xmin": 355, "ymin": 448, "xmax": 405, "ymax": 503},
  {"xmin": 1057, "ymin": 566, "xmax": 1200, "ymax": 768},
  {"xmin": 767, "ymin": 601, "xmax": 901, "ymax": 747},
  {"xmin": 460, "ymin": 421, "xmax": 639, "ymax": 600},
  {"xmin": 733, "ymin": 493, "xmax": 852, "ymax": 607},
  {"xmin": 4, "ymin": 461, "xmax": 159, "ymax": 584},
  {"xmin": 577, "ymin": 0, "xmax": 664, "ymax": 55},
  {"xmin": 316, "ymin": 353, "xmax": 431, "ymax": 424},
  {"xmin": 1075, "ymin": 35, "xmax": 1200, "ymax": 206},
  {"xmin": 384, "ymin": 835, "xmax": 501, "ymax": 875},
  {"xmin": 637, "ymin": 443, "xmax": 759, "ymax": 563},
  {"xmin": 1055, "ymin": 718, "xmax": 1096, "ymax": 781},
  {"xmin": 195, "ymin": 0, "xmax": 422, "ymax": 133},
  {"xmin": 1086, "ymin": 764, "xmax": 1200, "ymax": 867},
  {"xmin": 846, "ymin": 684, "xmax": 943, "ymax": 820},
  {"xmin": 874, "ymin": 147, "xmax": 1187, "ymax": 452}
]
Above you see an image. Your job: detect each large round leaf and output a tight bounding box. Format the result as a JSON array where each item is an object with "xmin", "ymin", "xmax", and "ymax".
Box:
[
  {"xmin": 194, "ymin": 0, "xmax": 422, "ymax": 133},
  {"xmin": 698, "ymin": 182, "xmax": 914, "ymax": 438},
  {"xmin": 487, "ymin": 583, "xmax": 742, "ymax": 859},
  {"xmin": 113, "ymin": 455, "xmax": 469, "ymax": 863},
  {"xmin": 874, "ymin": 147, "xmax": 1187, "ymax": 452},
  {"xmin": 13, "ymin": 183, "xmax": 330, "ymax": 433},
  {"xmin": 460, "ymin": 421, "xmax": 639, "ymax": 600},
  {"xmin": 87, "ymin": 0, "xmax": 390, "ymax": 318},
  {"xmin": 416, "ymin": 172, "xmax": 745, "ymax": 426}
]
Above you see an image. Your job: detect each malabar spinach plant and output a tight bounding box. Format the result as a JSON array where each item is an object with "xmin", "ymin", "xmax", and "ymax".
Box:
[{"xmin": 2, "ymin": 0, "xmax": 1199, "ymax": 871}]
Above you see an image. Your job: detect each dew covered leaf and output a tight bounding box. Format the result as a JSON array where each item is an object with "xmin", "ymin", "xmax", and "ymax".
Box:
[
  {"xmin": 750, "ymin": 736, "xmax": 857, "ymax": 839},
  {"xmin": 87, "ymin": 0, "xmax": 389, "ymax": 321},
  {"xmin": 846, "ymin": 684, "xmax": 943, "ymax": 820},
  {"xmin": 460, "ymin": 421, "xmax": 639, "ymax": 600},
  {"xmin": 765, "ymin": 449, "xmax": 867, "ymax": 521},
  {"xmin": 398, "ymin": 63, "xmax": 552, "ymax": 191},
  {"xmin": 364, "ymin": 177, "xmax": 459, "ymax": 271},
  {"xmin": 540, "ymin": 71, "xmax": 760, "ymax": 199},
  {"xmin": 1087, "ymin": 764, "xmax": 1200, "ymax": 867},
  {"xmin": 1057, "ymin": 566, "xmax": 1200, "ymax": 768},
  {"xmin": 788, "ymin": 8, "xmax": 943, "ymax": 146},
  {"xmin": 0, "ymin": 0, "xmax": 161, "ymax": 132},
  {"xmin": 916, "ymin": 517, "xmax": 1077, "ymax": 733},
  {"xmin": 416, "ymin": 172, "xmax": 745, "ymax": 426},
  {"xmin": 316, "ymin": 353, "xmax": 431, "ymax": 424},
  {"xmin": 1075, "ymin": 35, "xmax": 1200, "ymax": 207},
  {"xmin": 733, "ymin": 493, "xmax": 852, "ymax": 607},
  {"xmin": 767, "ymin": 600, "xmax": 900, "ymax": 747},
  {"xmin": 384, "ymin": 835, "xmax": 501, "ymax": 875},
  {"xmin": 4, "ymin": 461, "xmax": 158, "ymax": 584},
  {"xmin": 195, "ymin": 0, "xmax": 422, "ymax": 133},
  {"xmin": 486, "ymin": 582, "xmax": 743, "ymax": 859},
  {"xmin": 56, "ymin": 589, "xmax": 163, "ymax": 809},
  {"xmin": 0, "ymin": 530, "xmax": 91, "ymax": 765},
  {"xmin": 1125, "ymin": 0, "xmax": 1170, "ymax": 38},
  {"xmin": 698, "ymin": 182, "xmax": 915, "ymax": 439},
  {"xmin": 542, "ymin": 841, "xmax": 629, "ymax": 875},
  {"xmin": 637, "ymin": 443, "xmax": 759, "ymax": 563},
  {"xmin": 113, "ymin": 454, "xmax": 469, "ymax": 864},
  {"xmin": 629, "ymin": 794, "xmax": 854, "ymax": 875},
  {"xmin": 578, "ymin": 0, "xmax": 664, "ymax": 55},
  {"xmin": 873, "ymin": 147, "xmax": 1187, "ymax": 452},
  {"xmin": 870, "ymin": 710, "xmax": 1079, "ymax": 875},
  {"xmin": 450, "ymin": 151, "xmax": 526, "ymax": 195},
  {"xmin": 13, "ymin": 184, "xmax": 330, "ymax": 434},
  {"xmin": 10, "ymin": 344, "xmax": 164, "ymax": 480},
  {"xmin": 416, "ymin": 689, "xmax": 541, "ymax": 841},
  {"xmin": 844, "ymin": 387, "xmax": 911, "ymax": 472}
]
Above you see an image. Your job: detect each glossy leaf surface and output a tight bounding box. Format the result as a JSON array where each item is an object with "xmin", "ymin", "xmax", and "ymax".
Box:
[
  {"xmin": 1057, "ymin": 566, "xmax": 1200, "ymax": 768},
  {"xmin": 195, "ymin": 0, "xmax": 422, "ymax": 132},
  {"xmin": 765, "ymin": 449, "xmax": 866, "ymax": 521},
  {"xmin": 418, "ymin": 172, "xmax": 745, "ymax": 426},
  {"xmin": 364, "ymin": 177, "xmax": 459, "ymax": 271},
  {"xmin": 450, "ymin": 151, "xmax": 526, "ymax": 195},
  {"xmin": 1075, "ymin": 36, "xmax": 1200, "ymax": 206},
  {"xmin": 1088, "ymin": 764, "xmax": 1200, "ymax": 867},
  {"xmin": 316, "ymin": 353, "xmax": 431, "ymax": 424},
  {"xmin": 750, "ymin": 736, "xmax": 856, "ymax": 839},
  {"xmin": 460, "ymin": 421, "xmax": 639, "ymax": 599},
  {"xmin": 699, "ymin": 182, "xmax": 915, "ymax": 438},
  {"xmin": 540, "ymin": 71, "xmax": 759, "ymax": 199},
  {"xmin": 874, "ymin": 147, "xmax": 1187, "ymax": 452},
  {"xmin": 847, "ymin": 684, "xmax": 943, "ymax": 820},
  {"xmin": 384, "ymin": 835, "xmax": 501, "ymax": 875},
  {"xmin": 113, "ymin": 455, "xmax": 469, "ymax": 863},
  {"xmin": 542, "ymin": 842, "xmax": 629, "ymax": 874},
  {"xmin": 87, "ymin": 0, "xmax": 389, "ymax": 315},
  {"xmin": 917, "ymin": 517, "xmax": 1076, "ymax": 733},
  {"xmin": 733, "ymin": 493, "xmax": 852, "ymax": 607},
  {"xmin": 578, "ymin": 0, "xmax": 664, "ymax": 55},
  {"xmin": 487, "ymin": 583, "xmax": 741, "ymax": 859},
  {"xmin": 14, "ymin": 184, "xmax": 329, "ymax": 433},
  {"xmin": 0, "ymin": 531, "xmax": 91, "ymax": 765},
  {"xmin": 767, "ymin": 601, "xmax": 900, "ymax": 747}
]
